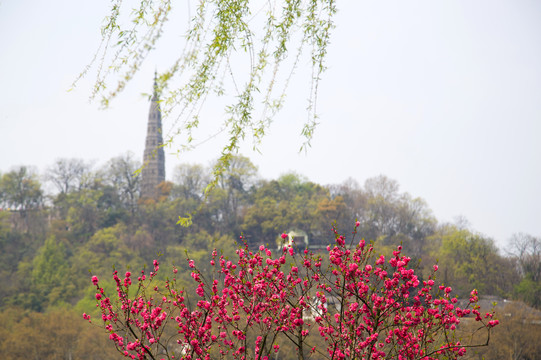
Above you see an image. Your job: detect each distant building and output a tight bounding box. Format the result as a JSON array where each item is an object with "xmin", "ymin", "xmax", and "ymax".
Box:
[
  {"xmin": 282, "ymin": 229, "xmax": 309, "ymax": 251},
  {"xmin": 140, "ymin": 74, "xmax": 166, "ymax": 199}
]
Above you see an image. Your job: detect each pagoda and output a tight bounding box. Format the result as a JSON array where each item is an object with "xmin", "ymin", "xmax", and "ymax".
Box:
[{"xmin": 140, "ymin": 73, "xmax": 166, "ymax": 198}]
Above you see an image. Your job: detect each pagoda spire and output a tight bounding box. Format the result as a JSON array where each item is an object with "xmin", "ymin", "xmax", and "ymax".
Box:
[
  {"xmin": 141, "ymin": 73, "xmax": 166, "ymax": 199},
  {"xmin": 152, "ymin": 69, "xmax": 158, "ymax": 100}
]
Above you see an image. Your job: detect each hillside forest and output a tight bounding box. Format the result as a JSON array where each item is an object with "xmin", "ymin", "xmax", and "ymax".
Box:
[{"xmin": 0, "ymin": 154, "xmax": 540, "ymax": 359}]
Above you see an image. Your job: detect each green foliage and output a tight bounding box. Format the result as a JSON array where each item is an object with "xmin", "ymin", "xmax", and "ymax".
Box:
[
  {"xmin": 242, "ymin": 173, "xmax": 330, "ymax": 244},
  {"xmin": 429, "ymin": 226, "xmax": 515, "ymax": 298},
  {"xmin": 32, "ymin": 236, "xmax": 75, "ymax": 307},
  {"xmin": 0, "ymin": 212, "xmax": 23, "ymax": 273},
  {"xmin": 515, "ymin": 276, "xmax": 541, "ymax": 309},
  {"xmin": 0, "ymin": 167, "xmax": 44, "ymax": 233},
  {"xmin": 0, "ymin": 167, "xmax": 43, "ymax": 213},
  {"xmin": 71, "ymin": 224, "xmax": 145, "ymax": 284}
]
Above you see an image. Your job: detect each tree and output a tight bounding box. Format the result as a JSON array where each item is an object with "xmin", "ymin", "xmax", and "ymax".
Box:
[
  {"xmin": 241, "ymin": 173, "xmax": 329, "ymax": 245},
  {"xmin": 45, "ymin": 158, "xmax": 92, "ymax": 194},
  {"xmin": 333, "ymin": 175, "xmax": 437, "ymax": 261},
  {"xmin": 0, "ymin": 167, "xmax": 43, "ymax": 214},
  {"xmin": 87, "ymin": 224, "xmax": 498, "ymax": 360},
  {"xmin": 326, "ymin": 178, "xmax": 368, "ymax": 231},
  {"xmin": 509, "ymin": 233, "xmax": 541, "ymax": 309},
  {"xmin": 61, "ymin": 186, "xmax": 111, "ymax": 241},
  {"xmin": 509, "ymin": 233, "xmax": 541, "ymax": 282},
  {"xmin": 215, "ymin": 155, "xmax": 259, "ymax": 232},
  {"xmin": 76, "ymin": 1, "xmax": 337, "ymax": 222},
  {"xmin": 172, "ymin": 163, "xmax": 210, "ymax": 201},
  {"xmin": 104, "ymin": 152, "xmax": 141, "ymax": 215},
  {"xmin": 314, "ymin": 195, "xmax": 347, "ymax": 231},
  {"xmin": 31, "ymin": 236, "xmax": 76, "ymax": 309},
  {"xmin": 0, "ymin": 167, "xmax": 43, "ymax": 231},
  {"xmin": 429, "ymin": 226, "xmax": 515, "ymax": 299},
  {"xmin": 362, "ymin": 175, "xmax": 406, "ymax": 240}
]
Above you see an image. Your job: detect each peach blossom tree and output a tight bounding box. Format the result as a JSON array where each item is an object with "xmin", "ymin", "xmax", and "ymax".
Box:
[{"xmin": 85, "ymin": 223, "xmax": 497, "ymax": 360}]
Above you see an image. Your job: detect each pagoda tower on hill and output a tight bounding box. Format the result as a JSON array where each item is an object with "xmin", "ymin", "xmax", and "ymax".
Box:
[{"xmin": 141, "ymin": 73, "xmax": 166, "ymax": 199}]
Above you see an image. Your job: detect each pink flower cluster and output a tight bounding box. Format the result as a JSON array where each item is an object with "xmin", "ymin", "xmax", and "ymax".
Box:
[{"xmin": 87, "ymin": 224, "xmax": 497, "ymax": 360}]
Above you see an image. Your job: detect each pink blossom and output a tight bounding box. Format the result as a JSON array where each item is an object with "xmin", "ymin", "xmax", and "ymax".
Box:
[
  {"xmin": 488, "ymin": 320, "xmax": 499, "ymax": 327},
  {"xmin": 363, "ymin": 264, "xmax": 372, "ymax": 272},
  {"xmin": 90, "ymin": 220, "xmax": 497, "ymax": 360}
]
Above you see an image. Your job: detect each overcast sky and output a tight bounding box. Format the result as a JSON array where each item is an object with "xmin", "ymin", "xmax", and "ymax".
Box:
[{"xmin": 1, "ymin": 0, "xmax": 540, "ymax": 249}]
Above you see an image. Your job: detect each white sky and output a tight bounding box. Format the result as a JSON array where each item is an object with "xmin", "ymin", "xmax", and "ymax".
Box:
[{"xmin": 1, "ymin": 1, "xmax": 540, "ymax": 249}]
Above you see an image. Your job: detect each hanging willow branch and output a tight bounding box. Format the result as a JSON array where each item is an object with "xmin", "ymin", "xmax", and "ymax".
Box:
[{"xmin": 74, "ymin": 0, "xmax": 337, "ymax": 225}]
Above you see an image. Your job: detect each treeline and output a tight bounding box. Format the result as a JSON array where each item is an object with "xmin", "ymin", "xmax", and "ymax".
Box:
[{"xmin": 0, "ymin": 154, "xmax": 540, "ymax": 359}]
